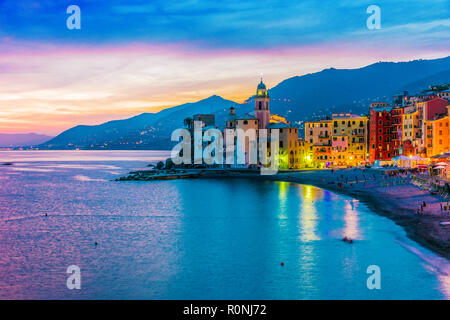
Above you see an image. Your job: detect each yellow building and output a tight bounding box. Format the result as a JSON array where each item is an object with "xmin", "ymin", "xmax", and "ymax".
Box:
[
  {"xmin": 304, "ymin": 119, "xmax": 332, "ymax": 168},
  {"xmin": 330, "ymin": 113, "xmax": 368, "ymax": 167},
  {"xmin": 298, "ymin": 139, "xmax": 313, "ymax": 168},
  {"xmin": 305, "ymin": 114, "xmax": 368, "ymax": 167},
  {"xmin": 402, "ymin": 110, "xmax": 421, "ymax": 156},
  {"xmin": 402, "ymin": 110, "xmax": 420, "ymax": 142},
  {"xmin": 305, "ymin": 120, "xmax": 332, "ymax": 146},
  {"xmin": 267, "ymin": 123, "xmax": 301, "ymax": 169}
]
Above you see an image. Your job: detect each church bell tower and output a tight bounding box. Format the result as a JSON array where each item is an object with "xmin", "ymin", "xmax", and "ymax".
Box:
[{"xmin": 254, "ymin": 79, "xmax": 270, "ymax": 129}]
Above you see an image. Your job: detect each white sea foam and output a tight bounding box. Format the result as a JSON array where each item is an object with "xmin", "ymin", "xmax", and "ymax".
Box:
[{"xmin": 73, "ymin": 175, "xmax": 106, "ymax": 182}]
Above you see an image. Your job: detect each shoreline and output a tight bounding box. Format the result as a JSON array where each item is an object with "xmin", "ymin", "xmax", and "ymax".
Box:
[
  {"xmin": 118, "ymin": 166, "xmax": 450, "ymax": 260},
  {"xmin": 195, "ymin": 168, "xmax": 450, "ymax": 260}
]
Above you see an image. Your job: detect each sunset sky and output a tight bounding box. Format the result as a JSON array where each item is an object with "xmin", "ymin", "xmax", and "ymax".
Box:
[{"xmin": 0, "ymin": 0, "xmax": 449, "ymax": 135}]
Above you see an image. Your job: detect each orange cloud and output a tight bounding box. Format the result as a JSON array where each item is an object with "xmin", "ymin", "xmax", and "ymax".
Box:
[{"xmin": 0, "ymin": 40, "xmax": 447, "ymax": 135}]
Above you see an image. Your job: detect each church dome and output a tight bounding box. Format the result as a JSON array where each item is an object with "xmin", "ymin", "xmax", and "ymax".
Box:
[{"xmin": 257, "ymin": 80, "xmax": 266, "ymax": 90}]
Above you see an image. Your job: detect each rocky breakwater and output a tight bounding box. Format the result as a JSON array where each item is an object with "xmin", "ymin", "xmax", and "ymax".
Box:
[{"xmin": 116, "ymin": 169, "xmax": 202, "ymax": 181}]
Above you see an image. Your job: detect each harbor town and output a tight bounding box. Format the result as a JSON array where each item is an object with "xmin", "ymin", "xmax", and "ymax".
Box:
[
  {"xmin": 2, "ymin": 0, "xmax": 450, "ymax": 302},
  {"xmin": 117, "ymin": 80, "xmax": 450, "ymax": 259},
  {"xmin": 121, "ymin": 80, "xmax": 450, "ymax": 183}
]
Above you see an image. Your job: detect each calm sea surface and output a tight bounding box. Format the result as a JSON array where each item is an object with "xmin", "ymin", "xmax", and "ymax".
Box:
[{"xmin": 0, "ymin": 150, "xmax": 448, "ymax": 299}]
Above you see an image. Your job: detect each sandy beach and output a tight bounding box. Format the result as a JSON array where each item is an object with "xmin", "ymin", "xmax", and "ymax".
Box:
[{"xmin": 196, "ymin": 168, "xmax": 450, "ymax": 259}]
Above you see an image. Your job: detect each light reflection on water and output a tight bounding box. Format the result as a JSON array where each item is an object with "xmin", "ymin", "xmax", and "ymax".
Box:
[
  {"xmin": 0, "ymin": 151, "xmax": 449, "ymax": 300},
  {"xmin": 343, "ymin": 200, "xmax": 360, "ymax": 240}
]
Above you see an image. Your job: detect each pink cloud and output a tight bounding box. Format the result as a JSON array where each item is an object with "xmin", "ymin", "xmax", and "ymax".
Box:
[{"xmin": 0, "ymin": 39, "xmax": 448, "ymax": 135}]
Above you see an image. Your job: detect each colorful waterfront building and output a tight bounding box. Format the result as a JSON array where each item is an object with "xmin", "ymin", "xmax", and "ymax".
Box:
[
  {"xmin": 304, "ymin": 119, "xmax": 332, "ymax": 168},
  {"xmin": 369, "ymin": 103, "xmax": 399, "ymax": 161},
  {"xmin": 298, "ymin": 139, "xmax": 313, "ymax": 168},
  {"xmin": 424, "ymin": 113, "xmax": 449, "ymax": 158},
  {"xmin": 330, "ymin": 113, "xmax": 368, "ymax": 167},
  {"xmin": 391, "ymin": 106, "xmax": 404, "ymax": 156},
  {"xmin": 401, "ymin": 109, "xmax": 420, "ymax": 157},
  {"xmin": 418, "ymin": 97, "xmax": 448, "ymax": 157},
  {"xmin": 305, "ymin": 114, "xmax": 368, "ymax": 167},
  {"xmin": 266, "ymin": 123, "xmax": 302, "ymax": 169}
]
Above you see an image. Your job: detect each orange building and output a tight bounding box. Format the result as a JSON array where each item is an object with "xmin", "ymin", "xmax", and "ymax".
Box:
[{"xmin": 424, "ymin": 114, "xmax": 449, "ymax": 158}]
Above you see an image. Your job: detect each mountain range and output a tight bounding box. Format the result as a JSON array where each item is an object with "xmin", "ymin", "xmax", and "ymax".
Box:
[
  {"xmin": 38, "ymin": 56, "xmax": 450, "ymax": 150},
  {"xmin": 0, "ymin": 133, "xmax": 54, "ymax": 148}
]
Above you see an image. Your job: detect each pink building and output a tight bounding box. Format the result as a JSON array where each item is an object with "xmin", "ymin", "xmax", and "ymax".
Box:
[
  {"xmin": 254, "ymin": 80, "xmax": 270, "ymax": 129},
  {"xmin": 423, "ymin": 98, "xmax": 448, "ymax": 121}
]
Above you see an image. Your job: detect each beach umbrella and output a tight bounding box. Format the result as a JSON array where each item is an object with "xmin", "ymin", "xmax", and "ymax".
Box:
[
  {"xmin": 434, "ymin": 162, "xmax": 448, "ymax": 166},
  {"xmin": 433, "ymin": 166, "xmax": 446, "ymax": 169}
]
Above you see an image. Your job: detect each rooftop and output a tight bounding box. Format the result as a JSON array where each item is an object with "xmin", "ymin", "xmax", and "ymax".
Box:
[
  {"xmin": 332, "ymin": 113, "xmax": 367, "ymax": 119},
  {"xmin": 257, "ymin": 80, "xmax": 266, "ymax": 90},
  {"xmin": 266, "ymin": 122, "xmax": 295, "ymax": 129},
  {"xmin": 236, "ymin": 113, "xmax": 257, "ymax": 120}
]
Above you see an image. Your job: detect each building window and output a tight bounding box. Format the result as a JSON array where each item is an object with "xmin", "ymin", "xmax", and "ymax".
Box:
[
  {"xmin": 258, "ymin": 102, "xmax": 262, "ymax": 110},
  {"xmin": 243, "ymin": 120, "xmax": 248, "ymax": 125}
]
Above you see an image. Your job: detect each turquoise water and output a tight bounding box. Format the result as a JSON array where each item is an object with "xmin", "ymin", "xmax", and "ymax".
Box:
[{"xmin": 0, "ymin": 151, "xmax": 448, "ymax": 299}]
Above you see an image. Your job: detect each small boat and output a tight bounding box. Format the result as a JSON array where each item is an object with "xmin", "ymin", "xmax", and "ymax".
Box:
[
  {"xmin": 439, "ymin": 222, "xmax": 450, "ymax": 226},
  {"xmin": 342, "ymin": 236, "xmax": 353, "ymax": 244}
]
